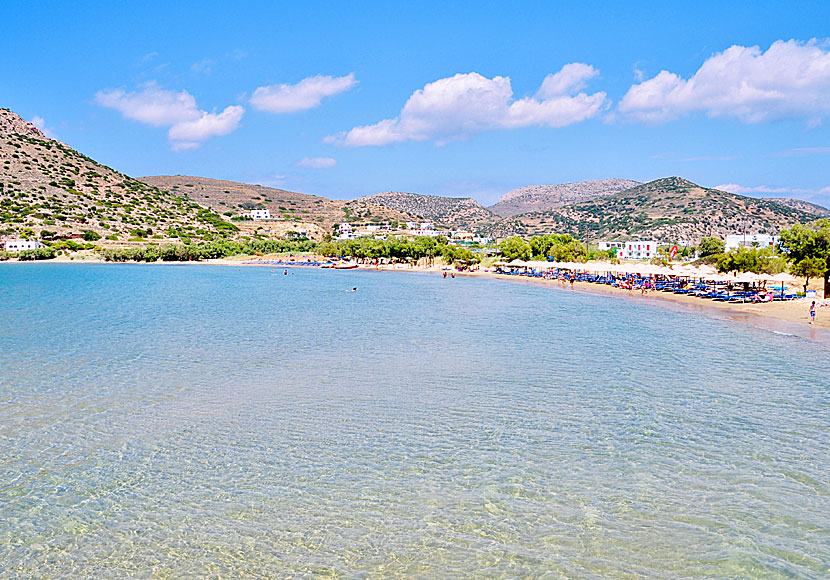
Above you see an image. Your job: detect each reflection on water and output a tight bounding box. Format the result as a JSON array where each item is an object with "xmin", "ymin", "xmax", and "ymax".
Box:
[{"xmin": 0, "ymin": 264, "xmax": 828, "ymax": 578}]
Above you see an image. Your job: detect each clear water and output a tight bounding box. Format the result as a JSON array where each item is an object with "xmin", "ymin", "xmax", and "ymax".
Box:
[{"xmin": 0, "ymin": 264, "xmax": 828, "ymax": 579}]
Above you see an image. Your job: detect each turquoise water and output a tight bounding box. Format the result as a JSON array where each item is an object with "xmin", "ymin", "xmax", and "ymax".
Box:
[{"xmin": 0, "ymin": 263, "xmax": 828, "ymax": 579}]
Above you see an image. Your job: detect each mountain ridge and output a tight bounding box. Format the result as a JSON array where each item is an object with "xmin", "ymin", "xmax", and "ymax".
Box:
[
  {"xmin": 355, "ymin": 191, "xmax": 497, "ymax": 229},
  {"xmin": 489, "ymin": 178, "xmax": 641, "ymax": 217},
  {"xmin": 484, "ymin": 177, "xmax": 823, "ymax": 242}
]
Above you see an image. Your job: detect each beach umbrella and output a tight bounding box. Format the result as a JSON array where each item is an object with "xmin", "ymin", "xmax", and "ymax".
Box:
[
  {"xmin": 767, "ymin": 272, "xmax": 798, "ymax": 283},
  {"xmin": 732, "ymin": 272, "xmax": 761, "ymax": 284}
]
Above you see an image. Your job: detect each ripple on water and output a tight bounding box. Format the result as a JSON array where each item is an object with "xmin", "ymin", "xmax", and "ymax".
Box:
[{"xmin": 0, "ymin": 264, "xmax": 828, "ymax": 579}]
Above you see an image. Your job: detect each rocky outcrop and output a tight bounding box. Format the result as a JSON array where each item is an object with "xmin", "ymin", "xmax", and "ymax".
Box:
[
  {"xmin": 0, "ymin": 109, "xmax": 46, "ymax": 138},
  {"xmin": 357, "ymin": 191, "xmax": 496, "ymax": 229}
]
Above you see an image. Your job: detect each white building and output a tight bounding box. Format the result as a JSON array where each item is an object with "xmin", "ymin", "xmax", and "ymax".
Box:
[
  {"xmin": 338, "ymin": 223, "xmax": 353, "ymax": 234},
  {"xmin": 598, "ymin": 241, "xmax": 625, "ymax": 252},
  {"xmin": 411, "ymin": 229, "xmax": 440, "ymax": 237},
  {"xmin": 725, "ymin": 234, "xmax": 779, "ymax": 251},
  {"xmin": 406, "ymin": 222, "xmax": 419, "ymax": 230},
  {"xmin": 420, "ymin": 222, "xmax": 434, "ymax": 230},
  {"xmin": 619, "ymin": 241, "xmax": 657, "ymax": 260},
  {"xmin": 4, "ymin": 239, "xmax": 42, "ymax": 252},
  {"xmin": 250, "ymin": 209, "xmax": 271, "ymax": 220}
]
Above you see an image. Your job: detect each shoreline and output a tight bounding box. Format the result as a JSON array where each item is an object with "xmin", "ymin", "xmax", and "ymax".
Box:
[
  {"xmin": 469, "ymin": 271, "xmax": 830, "ymax": 341},
  {"xmin": 4, "ymin": 255, "xmax": 828, "ymax": 338}
]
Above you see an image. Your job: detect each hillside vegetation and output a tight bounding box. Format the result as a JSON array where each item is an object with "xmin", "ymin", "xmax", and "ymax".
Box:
[
  {"xmin": 489, "ymin": 178, "xmax": 640, "ymax": 217},
  {"xmin": 486, "ymin": 177, "xmax": 823, "ymax": 243},
  {"xmin": 0, "ymin": 109, "xmax": 237, "ymax": 244},
  {"xmin": 356, "ymin": 191, "xmax": 497, "ymax": 230},
  {"xmin": 140, "ymin": 176, "xmax": 421, "ymax": 235}
]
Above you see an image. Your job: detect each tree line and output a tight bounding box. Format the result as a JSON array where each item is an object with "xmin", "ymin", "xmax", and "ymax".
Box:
[{"xmin": 98, "ymin": 236, "xmax": 482, "ymax": 265}]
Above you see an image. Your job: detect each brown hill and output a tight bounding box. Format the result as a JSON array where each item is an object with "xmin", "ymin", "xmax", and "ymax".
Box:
[
  {"xmin": 766, "ymin": 197, "xmax": 830, "ymax": 218},
  {"xmin": 140, "ymin": 175, "xmax": 422, "ymax": 235},
  {"xmin": 356, "ymin": 191, "xmax": 497, "ymax": 229},
  {"xmin": 489, "ymin": 178, "xmax": 640, "ymax": 217}
]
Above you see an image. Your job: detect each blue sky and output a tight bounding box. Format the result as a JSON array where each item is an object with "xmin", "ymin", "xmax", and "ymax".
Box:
[{"xmin": 3, "ymin": 1, "xmax": 830, "ymax": 207}]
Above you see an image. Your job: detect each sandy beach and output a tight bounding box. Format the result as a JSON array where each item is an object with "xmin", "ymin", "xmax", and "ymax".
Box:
[{"xmin": 5, "ymin": 253, "xmax": 828, "ymax": 336}]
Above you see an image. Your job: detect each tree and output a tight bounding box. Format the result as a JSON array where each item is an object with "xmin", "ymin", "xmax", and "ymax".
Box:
[
  {"xmin": 699, "ymin": 236, "xmax": 725, "ymax": 257},
  {"xmin": 778, "ymin": 219, "xmax": 830, "ymax": 295},
  {"xmin": 499, "ymin": 237, "xmax": 531, "ymax": 261}
]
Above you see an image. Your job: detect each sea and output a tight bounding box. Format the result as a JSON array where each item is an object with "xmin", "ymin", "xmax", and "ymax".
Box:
[{"xmin": 0, "ymin": 263, "xmax": 828, "ymax": 578}]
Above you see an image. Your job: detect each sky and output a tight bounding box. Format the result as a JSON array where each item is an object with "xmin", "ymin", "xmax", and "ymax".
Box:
[{"xmin": 3, "ymin": 0, "xmax": 830, "ymax": 207}]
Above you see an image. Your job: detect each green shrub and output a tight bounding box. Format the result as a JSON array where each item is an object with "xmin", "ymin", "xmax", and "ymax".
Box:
[{"xmin": 18, "ymin": 246, "xmax": 57, "ymax": 261}]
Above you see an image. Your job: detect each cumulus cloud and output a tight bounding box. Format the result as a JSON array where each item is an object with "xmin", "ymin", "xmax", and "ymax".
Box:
[
  {"xmin": 327, "ymin": 66, "xmax": 608, "ymax": 147},
  {"xmin": 250, "ymin": 74, "xmax": 357, "ymax": 113},
  {"xmin": 167, "ymin": 106, "xmax": 244, "ymax": 141},
  {"xmin": 619, "ymin": 39, "xmax": 830, "ymax": 123},
  {"xmin": 536, "ymin": 63, "xmax": 599, "ymax": 98},
  {"xmin": 95, "ymin": 82, "xmax": 243, "ymax": 150},
  {"xmin": 95, "ymin": 82, "xmax": 200, "ymax": 126},
  {"xmin": 295, "ymin": 156, "xmax": 337, "ymax": 169}
]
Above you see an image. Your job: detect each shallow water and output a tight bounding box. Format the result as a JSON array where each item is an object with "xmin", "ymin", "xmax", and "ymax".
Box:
[{"xmin": 0, "ymin": 264, "xmax": 828, "ymax": 578}]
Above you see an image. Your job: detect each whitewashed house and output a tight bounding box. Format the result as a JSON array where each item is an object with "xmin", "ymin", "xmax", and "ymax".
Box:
[
  {"xmin": 406, "ymin": 221, "xmax": 419, "ymax": 230},
  {"xmin": 619, "ymin": 241, "xmax": 657, "ymax": 260},
  {"xmin": 725, "ymin": 234, "xmax": 778, "ymax": 251},
  {"xmin": 4, "ymin": 239, "xmax": 42, "ymax": 252},
  {"xmin": 598, "ymin": 241, "xmax": 625, "ymax": 252},
  {"xmin": 250, "ymin": 209, "xmax": 271, "ymax": 220}
]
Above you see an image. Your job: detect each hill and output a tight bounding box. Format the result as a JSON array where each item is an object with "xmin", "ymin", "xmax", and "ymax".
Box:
[
  {"xmin": 356, "ymin": 191, "xmax": 497, "ymax": 229},
  {"xmin": 140, "ymin": 176, "xmax": 421, "ymax": 236},
  {"xmin": 489, "ymin": 178, "xmax": 640, "ymax": 217},
  {"xmin": 0, "ymin": 109, "xmax": 237, "ymax": 244},
  {"xmin": 766, "ymin": 197, "xmax": 830, "ymax": 218},
  {"xmin": 485, "ymin": 177, "xmax": 822, "ymax": 243}
]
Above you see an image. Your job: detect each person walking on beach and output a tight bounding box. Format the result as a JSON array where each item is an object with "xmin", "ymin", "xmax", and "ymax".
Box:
[{"xmin": 810, "ymin": 300, "xmax": 816, "ymax": 324}]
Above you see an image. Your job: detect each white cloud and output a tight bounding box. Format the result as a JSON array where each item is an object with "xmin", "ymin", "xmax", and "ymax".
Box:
[
  {"xmin": 295, "ymin": 156, "xmax": 337, "ymax": 169},
  {"xmin": 619, "ymin": 39, "xmax": 830, "ymax": 123},
  {"xmin": 168, "ymin": 105, "xmax": 244, "ymax": 141},
  {"xmin": 95, "ymin": 82, "xmax": 200, "ymax": 126},
  {"xmin": 327, "ymin": 66, "xmax": 608, "ymax": 147},
  {"xmin": 536, "ymin": 63, "xmax": 599, "ymax": 98},
  {"xmin": 250, "ymin": 74, "xmax": 357, "ymax": 113},
  {"xmin": 95, "ymin": 82, "xmax": 244, "ymax": 150}
]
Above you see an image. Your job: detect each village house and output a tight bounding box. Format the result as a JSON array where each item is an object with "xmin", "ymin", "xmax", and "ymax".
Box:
[
  {"xmin": 4, "ymin": 239, "xmax": 42, "ymax": 252},
  {"xmin": 250, "ymin": 209, "xmax": 271, "ymax": 220},
  {"xmin": 619, "ymin": 241, "xmax": 657, "ymax": 260},
  {"xmin": 725, "ymin": 234, "xmax": 779, "ymax": 251}
]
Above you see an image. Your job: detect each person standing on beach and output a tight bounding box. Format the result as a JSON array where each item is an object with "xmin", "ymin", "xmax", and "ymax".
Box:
[{"xmin": 810, "ymin": 301, "xmax": 816, "ymax": 324}]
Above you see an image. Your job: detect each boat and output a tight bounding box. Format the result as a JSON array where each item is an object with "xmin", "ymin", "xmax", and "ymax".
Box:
[{"xmin": 333, "ymin": 262, "xmax": 359, "ymax": 270}]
